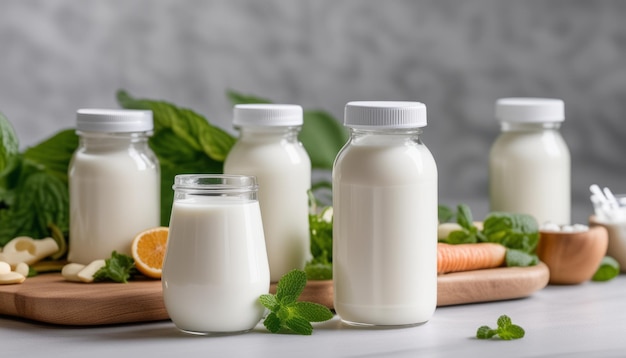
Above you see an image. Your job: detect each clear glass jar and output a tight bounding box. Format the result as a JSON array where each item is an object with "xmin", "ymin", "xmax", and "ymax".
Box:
[
  {"xmin": 162, "ymin": 174, "xmax": 269, "ymax": 335},
  {"xmin": 68, "ymin": 109, "xmax": 160, "ymax": 264},
  {"xmin": 224, "ymin": 104, "xmax": 311, "ymax": 282},
  {"xmin": 332, "ymin": 101, "xmax": 438, "ymax": 327},
  {"xmin": 489, "ymin": 98, "xmax": 571, "ymax": 225}
]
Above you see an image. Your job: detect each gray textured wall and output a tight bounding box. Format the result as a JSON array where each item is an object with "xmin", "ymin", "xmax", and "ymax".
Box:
[{"xmin": 1, "ymin": 0, "xmax": 625, "ymax": 223}]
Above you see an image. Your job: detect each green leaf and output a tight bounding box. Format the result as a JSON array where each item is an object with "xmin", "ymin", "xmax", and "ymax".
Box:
[
  {"xmin": 93, "ymin": 251, "xmax": 137, "ymax": 283},
  {"xmin": 476, "ymin": 326, "xmax": 497, "ymax": 339},
  {"xmin": 0, "ymin": 112, "xmax": 19, "ymax": 176},
  {"xmin": 499, "ymin": 324, "xmax": 525, "ymax": 340},
  {"xmin": 0, "ymin": 167, "xmax": 69, "ymax": 245},
  {"xmin": 275, "ymin": 269, "xmax": 307, "ymax": 305},
  {"xmin": 263, "ymin": 312, "xmax": 282, "ymax": 333},
  {"xmin": 592, "ymin": 256, "xmax": 620, "ymax": 282},
  {"xmin": 258, "ymin": 294, "xmax": 279, "ymax": 311},
  {"xmin": 505, "ymin": 249, "xmax": 539, "ymax": 267},
  {"xmin": 117, "ymin": 90, "xmax": 235, "ymax": 225},
  {"xmin": 23, "ymin": 129, "xmax": 78, "ymax": 183},
  {"xmin": 438, "ymin": 205, "xmax": 455, "ymax": 223},
  {"xmin": 291, "ymin": 301, "xmax": 333, "ymax": 322},
  {"xmin": 285, "ymin": 315, "xmax": 313, "ymax": 336},
  {"xmin": 482, "ymin": 212, "xmax": 539, "ymax": 253},
  {"xmin": 456, "ymin": 204, "xmax": 474, "ymax": 230},
  {"xmin": 476, "ymin": 315, "xmax": 525, "ymax": 340},
  {"xmin": 300, "ymin": 110, "xmax": 348, "ymax": 170},
  {"xmin": 447, "ymin": 230, "xmax": 477, "ymax": 244}
]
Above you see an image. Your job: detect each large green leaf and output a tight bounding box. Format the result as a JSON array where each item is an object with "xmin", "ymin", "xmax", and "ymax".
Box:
[
  {"xmin": 117, "ymin": 90, "xmax": 235, "ymax": 225},
  {"xmin": 23, "ymin": 129, "xmax": 79, "ymax": 184},
  {"xmin": 0, "ymin": 112, "xmax": 19, "ymax": 176}
]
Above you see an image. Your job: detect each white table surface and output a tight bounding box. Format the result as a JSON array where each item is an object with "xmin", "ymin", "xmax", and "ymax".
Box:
[{"xmin": 2, "ymin": 274, "xmax": 625, "ymax": 358}]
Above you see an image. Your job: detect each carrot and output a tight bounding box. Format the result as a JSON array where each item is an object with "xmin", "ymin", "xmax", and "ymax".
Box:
[{"xmin": 437, "ymin": 242, "xmax": 506, "ymax": 274}]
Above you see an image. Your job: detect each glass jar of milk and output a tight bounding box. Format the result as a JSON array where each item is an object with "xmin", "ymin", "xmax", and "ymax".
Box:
[
  {"xmin": 68, "ymin": 109, "xmax": 160, "ymax": 264},
  {"xmin": 489, "ymin": 98, "xmax": 571, "ymax": 226},
  {"xmin": 224, "ymin": 104, "xmax": 311, "ymax": 282},
  {"xmin": 333, "ymin": 101, "xmax": 438, "ymax": 327},
  {"xmin": 162, "ymin": 174, "xmax": 270, "ymax": 335}
]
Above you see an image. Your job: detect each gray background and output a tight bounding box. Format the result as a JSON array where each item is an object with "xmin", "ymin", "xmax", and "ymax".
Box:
[{"xmin": 1, "ymin": 0, "xmax": 625, "ymax": 223}]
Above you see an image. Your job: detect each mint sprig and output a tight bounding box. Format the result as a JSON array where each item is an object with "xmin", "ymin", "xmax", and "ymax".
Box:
[
  {"xmin": 476, "ymin": 315, "xmax": 525, "ymax": 340},
  {"xmin": 93, "ymin": 251, "xmax": 138, "ymax": 283},
  {"xmin": 259, "ymin": 269, "xmax": 334, "ymax": 335}
]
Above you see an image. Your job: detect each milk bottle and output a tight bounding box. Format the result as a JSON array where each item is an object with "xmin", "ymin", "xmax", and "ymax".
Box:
[
  {"xmin": 162, "ymin": 174, "xmax": 269, "ymax": 334},
  {"xmin": 333, "ymin": 101, "xmax": 438, "ymax": 326},
  {"xmin": 224, "ymin": 104, "xmax": 311, "ymax": 282},
  {"xmin": 489, "ymin": 98, "xmax": 571, "ymax": 225},
  {"xmin": 68, "ymin": 109, "xmax": 160, "ymax": 264}
]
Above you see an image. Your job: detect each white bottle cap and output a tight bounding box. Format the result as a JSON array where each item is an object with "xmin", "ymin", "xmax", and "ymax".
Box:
[
  {"xmin": 495, "ymin": 98, "xmax": 565, "ymax": 123},
  {"xmin": 233, "ymin": 104, "xmax": 303, "ymax": 127},
  {"xmin": 344, "ymin": 101, "xmax": 427, "ymax": 128},
  {"xmin": 76, "ymin": 109, "xmax": 154, "ymax": 132}
]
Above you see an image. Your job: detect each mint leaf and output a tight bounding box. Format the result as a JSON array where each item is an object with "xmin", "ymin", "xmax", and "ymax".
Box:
[
  {"xmin": 93, "ymin": 251, "xmax": 137, "ymax": 283},
  {"xmin": 23, "ymin": 129, "xmax": 78, "ymax": 183},
  {"xmin": 285, "ymin": 316, "xmax": 313, "ymax": 336},
  {"xmin": 592, "ymin": 256, "xmax": 620, "ymax": 282},
  {"xmin": 456, "ymin": 204, "xmax": 474, "ymax": 230},
  {"xmin": 477, "ymin": 315, "xmax": 525, "ymax": 340},
  {"xmin": 305, "ymin": 203, "xmax": 334, "ymax": 280},
  {"xmin": 276, "ymin": 269, "xmax": 307, "ymax": 305},
  {"xmin": 291, "ymin": 302, "xmax": 334, "ymax": 322},
  {"xmin": 259, "ymin": 269, "xmax": 333, "ymax": 335}
]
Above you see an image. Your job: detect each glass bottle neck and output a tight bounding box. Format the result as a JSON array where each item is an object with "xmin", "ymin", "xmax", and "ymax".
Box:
[
  {"xmin": 500, "ymin": 122, "xmax": 562, "ymax": 132},
  {"xmin": 77, "ymin": 131, "xmax": 151, "ymax": 150},
  {"xmin": 348, "ymin": 127, "xmax": 424, "ymax": 145}
]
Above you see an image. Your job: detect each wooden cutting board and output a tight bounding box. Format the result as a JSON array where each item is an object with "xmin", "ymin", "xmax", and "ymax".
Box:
[{"xmin": 0, "ymin": 263, "xmax": 549, "ymax": 326}]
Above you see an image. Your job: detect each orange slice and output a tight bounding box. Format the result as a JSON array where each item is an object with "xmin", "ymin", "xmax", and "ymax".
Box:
[{"xmin": 131, "ymin": 227, "xmax": 169, "ymax": 279}]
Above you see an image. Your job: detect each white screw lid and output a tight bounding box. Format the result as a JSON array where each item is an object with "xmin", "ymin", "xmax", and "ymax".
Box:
[
  {"xmin": 233, "ymin": 104, "xmax": 303, "ymax": 126},
  {"xmin": 495, "ymin": 98, "xmax": 565, "ymax": 123},
  {"xmin": 76, "ymin": 109, "xmax": 154, "ymax": 132},
  {"xmin": 344, "ymin": 101, "xmax": 427, "ymax": 128}
]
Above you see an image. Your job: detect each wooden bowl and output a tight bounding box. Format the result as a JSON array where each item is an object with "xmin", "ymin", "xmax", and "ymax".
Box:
[{"xmin": 536, "ymin": 226, "xmax": 608, "ymax": 285}]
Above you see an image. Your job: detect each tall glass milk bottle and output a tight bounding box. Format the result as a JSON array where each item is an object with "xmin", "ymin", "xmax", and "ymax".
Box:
[
  {"xmin": 224, "ymin": 104, "xmax": 311, "ymax": 282},
  {"xmin": 68, "ymin": 109, "xmax": 160, "ymax": 264},
  {"xmin": 489, "ymin": 98, "xmax": 571, "ymax": 225},
  {"xmin": 333, "ymin": 101, "xmax": 438, "ymax": 326},
  {"xmin": 162, "ymin": 174, "xmax": 270, "ymax": 335}
]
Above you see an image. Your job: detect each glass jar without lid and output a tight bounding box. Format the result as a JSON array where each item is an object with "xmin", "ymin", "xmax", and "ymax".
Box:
[
  {"xmin": 332, "ymin": 101, "xmax": 438, "ymax": 327},
  {"xmin": 162, "ymin": 174, "xmax": 269, "ymax": 335},
  {"xmin": 489, "ymin": 98, "xmax": 571, "ymax": 226},
  {"xmin": 68, "ymin": 109, "xmax": 160, "ymax": 264}
]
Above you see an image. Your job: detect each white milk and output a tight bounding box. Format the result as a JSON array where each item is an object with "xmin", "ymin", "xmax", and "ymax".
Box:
[
  {"xmin": 224, "ymin": 104, "xmax": 311, "ymax": 282},
  {"xmin": 162, "ymin": 196, "xmax": 269, "ymax": 334},
  {"xmin": 69, "ymin": 109, "xmax": 159, "ymax": 264},
  {"xmin": 333, "ymin": 101, "xmax": 438, "ymax": 326},
  {"xmin": 489, "ymin": 98, "xmax": 571, "ymax": 225}
]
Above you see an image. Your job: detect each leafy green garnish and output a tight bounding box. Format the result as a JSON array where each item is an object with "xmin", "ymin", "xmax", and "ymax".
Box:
[
  {"xmin": 93, "ymin": 251, "xmax": 138, "ymax": 283},
  {"xmin": 476, "ymin": 315, "xmax": 525, "ymax": 340},
  {"xmin": 592, "ymin": 256, "xmax": 620, "ymax": 282},
  {"xmin": 0, "ymin": 111, "xmax": 19, "ymax": 176},
  {"xmin": 446, "ymin": 204, "xmax": 485, "ymax": 244},
  {"xmin": 259, "ymin": 269, "xmax": 333, "ymax": 335}
]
